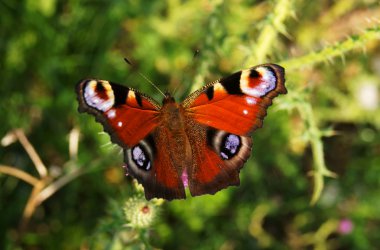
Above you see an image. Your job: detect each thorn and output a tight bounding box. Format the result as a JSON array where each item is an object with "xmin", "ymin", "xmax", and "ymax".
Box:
[
  {"xmin": 100, "ymin": 142, "xmax": 112, "ymax": 148},
  {"xmin": 124, "ymin": 57, "xmax": 132, "ymax": 65}
]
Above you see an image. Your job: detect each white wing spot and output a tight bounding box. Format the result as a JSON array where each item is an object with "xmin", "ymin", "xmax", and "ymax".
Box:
[
  {"xmin": 107, "ymin": 109, "xmax": 116, "ymax": 119},
  {"xmin": 118, "ymin": 121, "xmax": 123, "ymax": 127},
  {"xmin": 246, "ymin": 96, "xmax": 257, "ymax": 105},
  {"xmin": 243, "ymin": 109, "xmax": 249, "ymax": 115}
]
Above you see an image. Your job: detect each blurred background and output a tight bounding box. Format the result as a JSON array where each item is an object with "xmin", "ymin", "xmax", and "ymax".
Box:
[{"xmin": 1, "ymin": 0, "xmax": 379, "ymax": 249}]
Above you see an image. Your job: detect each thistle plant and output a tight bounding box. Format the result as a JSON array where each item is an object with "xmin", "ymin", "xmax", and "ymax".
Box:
[
  {"xmin": 124, "ymin": 195, "xmax": 158, "ymax": 229},
  {"xmin": 123, "ymin": 182, "xmax": 163, "ymax": 230},
  {"xmin": 91, "ymin": 183, "xmax": 163, "ymax": 249}
]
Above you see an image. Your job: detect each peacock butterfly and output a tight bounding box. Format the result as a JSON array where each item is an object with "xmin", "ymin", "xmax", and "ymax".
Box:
[{"xmin": 76, "ymin": 64, "xmax": 286, "ymax": 200}]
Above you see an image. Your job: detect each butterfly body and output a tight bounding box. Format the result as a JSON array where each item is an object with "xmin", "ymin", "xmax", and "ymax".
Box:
[{"xmin": 76, "ymin": 64, "xmax": 286, "ymax": 200}]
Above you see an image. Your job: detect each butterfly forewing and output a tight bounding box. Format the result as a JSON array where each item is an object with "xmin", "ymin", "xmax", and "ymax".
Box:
[
  {"xmin": 76, "ymin": 79, "xmax": 161, "ymax": 147},
  {"xmin": 182, "ymin": 64, "xmax": 286, "ymax": 135}
]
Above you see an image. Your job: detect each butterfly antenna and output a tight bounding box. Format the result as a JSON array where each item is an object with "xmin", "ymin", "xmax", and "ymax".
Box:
[
  {"xmin": 124, "ymin": 58, "xmax": 166, "ymax": 97},
  {"xmin": 193, "ymin": 49, "xmax": 200, "ymax": 59},
  {"xmin": 172, "ymin": 49, "xmax": 201, "ymax": 96},
  {"xmin": 171, "ymin": 79, "xmax": 181, "ymax": 96}
]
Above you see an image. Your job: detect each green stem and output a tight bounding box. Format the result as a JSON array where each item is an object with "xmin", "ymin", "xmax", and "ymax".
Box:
[
  {"xmin": 281, "ymin": 26, "xmax": 380, "ymax": 70},
  {"xmin": 139, "ymin": 229, "xmax": 153, "ymax": 250},
  {"xmin": 246, "ymin": 0, "xmax": 294, "ymax": 65},
  {"xmin": 298, "ymin": 103, "xmax": 336, "ymax": 205}
]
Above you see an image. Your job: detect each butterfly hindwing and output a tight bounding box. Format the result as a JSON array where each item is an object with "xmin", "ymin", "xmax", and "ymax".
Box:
[
  {"xmin": 123, "ymin": 131, "xmax": 186, "ymax": 200},
  {"xmin": 185, "ymin": 121, "xmax": 253, "ymax": 196}
]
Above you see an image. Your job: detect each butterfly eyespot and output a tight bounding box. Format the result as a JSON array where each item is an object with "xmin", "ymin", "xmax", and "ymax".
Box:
[
  {"xmin": 220, "ymin": 134, "xmax": 241, "ymax": 160},
  {"xmin": 84, "ymin": 80, "xmax": 115, "ymax": 111},
  {"xmin": 124, "ymin": 138, "xmax": 155, "ymax": 173},
  {"xmin": 208, "ymin": 130, "xmax": 243, "ymax": 161},
  {"xmin": 240, "ymin": 67, "xmax": 277, "ymax": 97},
  {"xmin": 131, "ymin": 145, "xmax": 151, "ymax": 171}
]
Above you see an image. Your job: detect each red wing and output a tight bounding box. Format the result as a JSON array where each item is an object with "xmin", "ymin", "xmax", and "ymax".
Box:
[
  {"xmin": 124, "ymin": 130, "xmax": 187, "ymax": 200},
  {"xmin": 182, "ymin": 64, "xmax": 286, "ymax": 197},
  {"xmin": 182, "ymin": 64, "xmax": 286, "ymax": 136},
  {"xmin": 76, "ymin": 79, "xmax": 160, "ymax": 147},
  {"xmin": 185, "ymin": 124, "xmax": 253, "ymax": 197}
]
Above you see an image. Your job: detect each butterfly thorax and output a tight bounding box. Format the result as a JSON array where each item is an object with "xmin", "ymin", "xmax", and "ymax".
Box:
[{"xmin": 159, "ymin": 96, "xmax": 187, "ymax": 134}]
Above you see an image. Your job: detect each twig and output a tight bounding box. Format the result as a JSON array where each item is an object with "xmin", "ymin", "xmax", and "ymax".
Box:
[
  {"xmin": 35, "ymin": 167, "xmax": 84, "ymax": 206},
  {"xmin": 13, "ymin": 129, "xmax": 48, "ymax": 178},
  {"xmin": 1, "ymin": 128, "xmax": 85, "ymax": 229},
  {"xmin": 0, "ymin": 165, "xmax": 39, "ymax": 186},
  {"xmin": 21, "ymin": 180, "xmax": 46, "ymax": 230}
]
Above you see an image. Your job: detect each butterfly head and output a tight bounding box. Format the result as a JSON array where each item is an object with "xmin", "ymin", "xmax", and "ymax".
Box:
[{"xmin": 162, "ymin": 92, "xmax": 176, "ymax": 104}]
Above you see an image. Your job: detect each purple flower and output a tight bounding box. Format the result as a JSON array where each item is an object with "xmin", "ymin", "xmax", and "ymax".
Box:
[{"xmin": 338, "ymin": 219, "xmax": 353, "ymax": 234}]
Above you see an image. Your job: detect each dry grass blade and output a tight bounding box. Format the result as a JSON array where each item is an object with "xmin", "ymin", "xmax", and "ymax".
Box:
[{"xmin": 69, "ymin": 127, "xmax": 80, "ymax": 160}]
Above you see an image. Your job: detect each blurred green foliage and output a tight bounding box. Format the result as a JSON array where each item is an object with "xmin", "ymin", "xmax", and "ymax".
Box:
[{"xmin": 1, "ymin": 0, "xmax": 380, "ymax": 249}]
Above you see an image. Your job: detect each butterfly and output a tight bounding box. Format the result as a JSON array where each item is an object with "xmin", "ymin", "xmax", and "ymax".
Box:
[{"xmin": 76, "ymin": 64, "xmax": 286, "ymax": 200}]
